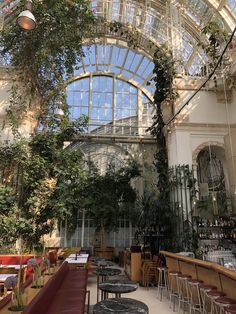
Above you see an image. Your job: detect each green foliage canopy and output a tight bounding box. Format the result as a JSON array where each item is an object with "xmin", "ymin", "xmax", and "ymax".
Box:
[{"xmin": 0, "ymin": 0, "xmax": 98, "ymax": 127}]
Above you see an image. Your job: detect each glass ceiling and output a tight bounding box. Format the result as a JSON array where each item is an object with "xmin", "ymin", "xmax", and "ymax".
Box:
[
  {"xmin": 73, "ymin": 43, "xmax": 155, "ymax": 96},
  {"xmin": 90, "ymin": 0, "xmax": 236, "ymax": 75},
  {"xmin": 1, "ymin": 0, "xmax": 235, "ymax": 76}
]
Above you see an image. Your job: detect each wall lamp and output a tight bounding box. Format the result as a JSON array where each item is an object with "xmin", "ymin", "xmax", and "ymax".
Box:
[{"xmin": 16, "ymin": 0, "xmax": 36, "ymax": 31}]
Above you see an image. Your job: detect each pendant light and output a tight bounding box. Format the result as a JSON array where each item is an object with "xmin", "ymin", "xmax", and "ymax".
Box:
[
  {"xmin": 54, "ymin": 108, "xmax": 65, "ymax": 118},
  {"xmin": 16, "ymin": 0, "xmax": 36, "ymax": 31}
]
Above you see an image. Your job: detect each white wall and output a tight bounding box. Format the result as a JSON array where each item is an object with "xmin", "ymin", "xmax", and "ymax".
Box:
[
  {"xmin": 168, "ymin": 79, "xmax": 236, "ymax": 167},
  {"xmin": 167, "ymin": 81, "xmax": 236, "ymax": 210},
  {"xmin": 175, "ymin": 89, "xmax": 235, "ymax": 125}
]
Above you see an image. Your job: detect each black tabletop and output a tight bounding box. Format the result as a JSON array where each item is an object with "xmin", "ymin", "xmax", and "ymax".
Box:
[
  {"xmin": 93, "ymin": 297, "xmax": 149, "ymax": 313},
  {"xmin": 91, "ymin": 257, "xmax": 115, "ymax": 267},
  {"xmin": 99, "ymin": 280, "xmax": 138, "ymax": 294},
  {"xmin": 94, "ymin": 268, "xmax": 121, "ymax": 277}
]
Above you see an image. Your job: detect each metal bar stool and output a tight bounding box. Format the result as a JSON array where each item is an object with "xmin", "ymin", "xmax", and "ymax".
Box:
[
  {"xmin": 205, "ymin": 290, "xmax": 226, "ymax": 314},
  {"xmin": 177, "ymin": 274, "xmax": 192, "ymax": 314},
  {"xmin": 157, "ymin": 267, "xmax": 169, "ymax": 301},
  {"xmin": 199, "ymin": 284, "xmax": 217, "ymax": 314},
  {"xmin": 213, "ymin": 297, "xmax": 236, "ymax": 314},
  {"xmin": 168, "ymin": 271, "xmax": 181, "ymax": 312},
  {"xmin": 187, "ymin": 279, "xmax": 203, "ymax": 314}
]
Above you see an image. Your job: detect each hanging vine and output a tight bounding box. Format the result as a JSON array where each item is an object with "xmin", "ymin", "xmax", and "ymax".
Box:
[
  {"xmin": 136, "ymin": 44, "xmax": 178, "ymax": 252},
  {"xmin": 198, "ymin": 21, "xmax": 228, "ymax": 81},
  {"xmin": 148, "ymin": 45, "xmax": 177, "ymax": 203}
]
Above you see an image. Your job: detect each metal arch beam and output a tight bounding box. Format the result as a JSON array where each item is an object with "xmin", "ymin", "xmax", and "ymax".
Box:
[
  {"xmin": 66, "ymin": 71, "xmax": 154, "ymax": 100},
  {"xmin": 90, "ymin": 0, "xmax": 235, "ymax": 74},
  {"xmin": 91, "ymin": 20, "xmax": 207, "ymax": 75},
  {"xmin": 93, "ymin": 0, "xmax": 228, "ymax": 47},
  {"xmin": 72, "ymin": 39, "xmax": 157, "ymax": 95},
  {"xmin": 204, "ymin": 0, "xmax": 235, "ymax": 30},
  {"xmin": 71, "ymin": 133, "xmax": 156, "ymax": 144},
  {"xmin": 92, "ymin": 23, "xmax": 158, "ymax": 59},
  {"xmin": 1, "ymin": 0, "xmax": 235, "ymax": 44},
  {"xmin": 93, "ymin": 36, "xmax": 154, "ymax": 61},
  {"xmin": 72, "ymin": 141, "xmax": 128, "ymax": 153}
]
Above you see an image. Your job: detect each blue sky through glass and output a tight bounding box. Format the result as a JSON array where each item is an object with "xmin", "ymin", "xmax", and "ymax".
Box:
[
  {"xmin": 67, "ymin": 75, "xmax": 152, "ymax": 135},
  {"xmin": 73, "ymin": 43, "xmax": 155, "ymax": 95}
]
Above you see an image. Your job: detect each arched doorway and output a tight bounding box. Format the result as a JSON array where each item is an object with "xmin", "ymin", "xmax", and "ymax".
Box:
[{"xmin": 197, "ymin": 145, "xmax": 230, "ymax": 215}]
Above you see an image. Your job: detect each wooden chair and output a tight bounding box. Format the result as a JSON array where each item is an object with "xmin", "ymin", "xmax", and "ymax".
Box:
[
  {"xmin": 141, "ymin": 255, "xmax": 164, "ymax": 288},
  {"xmin": 46, "ymin": 250, "xmax": 58, "ymax": 274},
  {"xmin": 141, "ymin": 260, "xmax": 158, "ymax": 287}
]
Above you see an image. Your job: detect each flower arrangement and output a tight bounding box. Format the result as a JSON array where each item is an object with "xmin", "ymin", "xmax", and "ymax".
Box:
[
  {"xmin": 27, "ymin": 258, "xmax": 42, "ymax": 288},
  {"xmin": 4, "ymin": 276, "xmax": 24, "ymax": 311}
]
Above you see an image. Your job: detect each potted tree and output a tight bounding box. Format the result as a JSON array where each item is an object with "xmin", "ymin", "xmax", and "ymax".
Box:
[{"xmin": 84, "ymin": 160, "xmax": 140, "ymax": 259}]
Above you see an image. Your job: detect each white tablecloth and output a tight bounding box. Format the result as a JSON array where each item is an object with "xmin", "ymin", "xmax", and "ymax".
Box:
[
  {"xmin": 0, "ymin": 274, "xmax": 17, "ymax": 282},
  {"xmin": 65, "ymin": 256, "xmax": 88, "ymax": 264}
]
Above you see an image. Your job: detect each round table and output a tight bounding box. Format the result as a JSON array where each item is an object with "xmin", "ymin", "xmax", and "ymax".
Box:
[
  {"xmin": 94, "ymin": 268, "xmax": 121, "ymax": 277},
  {"xmin": 94, "ymin": 268, "xmax": 122, "ymax": 301},
  {"xmin": 90, "ymin": 257, "xmax": 113, "ymax": 268},
  {"xmin": 99, "ymin": 279, "xmax": 138, "ymax": 299},
  {"xmin": 93, "ymin": 297, "xmax": 149, "ymax": 313}
]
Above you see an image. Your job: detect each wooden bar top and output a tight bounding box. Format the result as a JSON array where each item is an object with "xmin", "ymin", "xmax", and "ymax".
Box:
[
  {"xmin": 160, "ymin": 250, "xmax": 236, "ymax": 281},
  {"xmin": 161, "ymin": 250, "xmax": 236, "ymax": 299}
]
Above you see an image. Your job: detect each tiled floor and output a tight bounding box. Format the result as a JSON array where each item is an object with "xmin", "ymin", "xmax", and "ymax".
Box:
[{"xmin": 87, "ymin": 267, "xmax": 173, "ymax": 314}]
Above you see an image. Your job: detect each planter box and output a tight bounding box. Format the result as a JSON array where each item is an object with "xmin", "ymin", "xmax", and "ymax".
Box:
[{"xmin": 94, "ymin": 247, "xmax": 114, "ymax": 260}]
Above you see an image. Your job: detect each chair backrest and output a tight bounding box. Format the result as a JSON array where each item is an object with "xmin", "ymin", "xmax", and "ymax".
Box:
[
  {"xmin": 152, "ymin": 255, "xmax": 163, "ymax": 266},
  {"xmin": 81, "ymin": 247, "xmax": 92, "ymax": 256},
  {"xmin": 47, "ymin": 250, "xmax": 57, "ymax": 265}
]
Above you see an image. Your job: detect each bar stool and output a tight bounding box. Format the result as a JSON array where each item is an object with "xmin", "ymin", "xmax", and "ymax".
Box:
[
  {"xmin": 199, "ymin": 284, "xmax": 217, "ymax": 314},
  {"xmin": 168, "ymin": 271, "xmax": 181, "ymax": 312},
  {"xmin": 226, "ymin": 305, "xmax": 236, "ymax": 314},
  {"xmin": 213, "ymin": 297, "xmax": 236, "ymax": 314},
  {"xmin": 177, "ymin": 274, "xmax": 192, "ymax": 313},
  {"xmin": 157, "ymin": 267, "xmax": 169, "ymax": 301},
  {"xmin": 187, "ymin": 279, "xmax": 203, "ymax": 314},
  {"xmin": 205, "ymin": 290, "xmax": 226, "ymax": 314}
]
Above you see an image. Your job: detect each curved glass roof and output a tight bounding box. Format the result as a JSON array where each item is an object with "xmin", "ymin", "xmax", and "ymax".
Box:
[
  {"xmin": 72, "ymin": 43, "xmax": 155, "ymax": 96},
  {"xmin": 90, "ymin": 0, "xmax": 235, "ymax": 75},
  {"xmin": 0, "ymin": 0, "xmax": 235, "ymax": 75}
]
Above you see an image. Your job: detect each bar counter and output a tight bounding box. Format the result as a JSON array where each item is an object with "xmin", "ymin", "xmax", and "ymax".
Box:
[{"xmin": 160, "ymin": 251, "xmax": 236, "ymax": 299}]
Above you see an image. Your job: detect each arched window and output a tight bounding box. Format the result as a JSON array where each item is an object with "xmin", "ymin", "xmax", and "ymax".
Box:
[{"xmin": 67, "ymin": 75, "xmax": 152, "ymax": 136}]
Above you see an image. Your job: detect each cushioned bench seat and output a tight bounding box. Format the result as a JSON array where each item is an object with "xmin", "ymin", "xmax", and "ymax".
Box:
[
  {"xmin": 0, "ymin": 255, "xmax": 34, "ymax": 265},
  {"xmin": 22, "ymin": 262, "xmax": 88, "ymax": 314}
]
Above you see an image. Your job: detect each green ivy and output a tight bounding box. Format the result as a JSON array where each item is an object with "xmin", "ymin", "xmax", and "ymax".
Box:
[
  {"xmin": 0, "ymin": 0, "xmax": 98, "ymax": 129},
  {"xmin": 198, "ymin": 21, "xmax": 228, "ymax": 71},
  {"xmin": 136, "ymin": 44, "xmax": 178, "ymax": 252}
]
